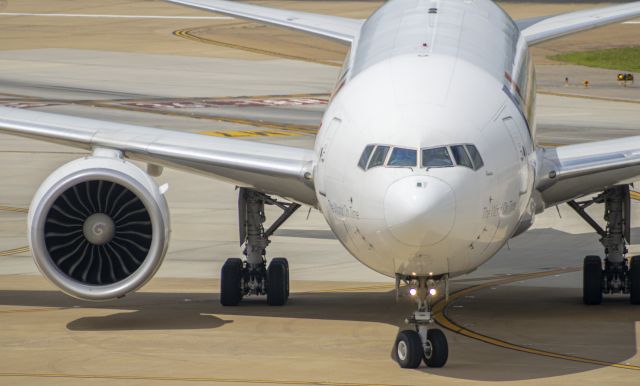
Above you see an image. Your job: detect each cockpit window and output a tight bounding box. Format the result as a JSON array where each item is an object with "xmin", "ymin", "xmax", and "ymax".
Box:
[
  {"xmin": 359, "ymin": 144, "xmax": 482, "ymax": 171},
  {"xmin": 422, "ymin": 147, "xmax": 453, "ymax": 168},
  {"xmin": 368, "ymin": 145, "xmax": 390, "ymax": 169},
  {"xmin": 388, "ymin": 147, "xmax": 417, "ymax": 167},
  {"xmin": 358, "ymin": 145, "xmax": 375, "ymax": 170},
  {"xmin": 451, "ymin": 145, "xmax": 473, "ymax": 169},
  {"xmin": 465, "ymin": 144, "xmax": 484, "ymax": 170}
]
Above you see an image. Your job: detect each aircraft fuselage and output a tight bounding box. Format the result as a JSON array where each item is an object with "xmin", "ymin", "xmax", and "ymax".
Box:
[{"xmin": 314, "ymin": 0, "xmax": 537, "ymax": 278}]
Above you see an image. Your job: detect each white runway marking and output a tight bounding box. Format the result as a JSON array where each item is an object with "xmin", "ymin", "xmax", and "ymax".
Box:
[
  {"xmin": 0, "ymin": 13, "xmax": 233, "ymax": 20},
  {"xmin": 623, "ymin": 21, "xmax": 640, "ymax": 24}
]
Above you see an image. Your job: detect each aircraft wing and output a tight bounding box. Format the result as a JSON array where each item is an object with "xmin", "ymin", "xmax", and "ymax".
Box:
[
  {"xmin": 536, "ymin": 138, "xmax": 640, "ymax": 207},
  {"xmin": 166, "ymin": 0, "xmax": 364, "ymax": 43},
  {"xmin": 0, "ymin": 106, "xmax": 317, "ymax": 206},
  {"xmin": 518, "ymin": 2, "xmax": 640, "ymax": 45}
]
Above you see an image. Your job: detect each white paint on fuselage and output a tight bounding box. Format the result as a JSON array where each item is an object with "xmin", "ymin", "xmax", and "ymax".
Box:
[{"xmin": 314, "ymin": 0, "xmax": 536, "ymax": 278}]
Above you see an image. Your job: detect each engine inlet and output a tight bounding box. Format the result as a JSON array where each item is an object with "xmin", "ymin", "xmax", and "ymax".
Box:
[{"xmin": 44, "ymin": 180, "xmax": 152, "ymax": 285}]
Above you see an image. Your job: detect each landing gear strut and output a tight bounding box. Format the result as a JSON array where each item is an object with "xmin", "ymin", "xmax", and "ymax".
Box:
[
  {"xmin": 394, "ymin": 276, "xmax": 448, "ymax": 368},
  {"xmin": 220, "ymin": 188, "xmax": 299, "ymax": 306},
  {"xmin": 567, "ymin": 185, "xmax": 639, "ymax": 304}
]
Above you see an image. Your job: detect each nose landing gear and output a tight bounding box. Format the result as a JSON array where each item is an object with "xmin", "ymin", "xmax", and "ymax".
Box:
[{"xmin": 394, "ymin": 276, "xmax": 449, "ymax": 368}]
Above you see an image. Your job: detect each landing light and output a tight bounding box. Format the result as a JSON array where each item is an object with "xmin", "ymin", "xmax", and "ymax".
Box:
[
  {"xmin": 429, "ymin": 288, "xmax": 437, "ymax": 296},
  {"xmin": 409, "ymin": 288, "xmax": 417, "ymax": 296}
]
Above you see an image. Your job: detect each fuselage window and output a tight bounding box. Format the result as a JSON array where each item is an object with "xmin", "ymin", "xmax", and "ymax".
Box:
[
  {"xmin": 465, "ymin": 144, "xmax": 484, "ymax": 170},
  {"xmin": 422, "ymin": 147, "xmax": 454, "ymax": 168},
  {"xmin": 451, "ymin": 145, "xmax": 473, "ymax": 169},
  {"xmin": 368, "ymin": 145, "xmax": 390, "ymax": 169},
  {"xmin": 358, "ymin": 144, "xmax": 375, "ymax": 170},
  {"xmin": 388, "ymin": 147, "xmax": 417, "ymax": 167}
]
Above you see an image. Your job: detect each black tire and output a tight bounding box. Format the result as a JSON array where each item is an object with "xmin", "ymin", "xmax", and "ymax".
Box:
[
  {"xmin": 267, "ymin": 259, "xmax": 288, "ymax": 306},
  {"xmin": 583, "ymin": 255, "xmax": 603, "ymax": 305},
  {"xmin": 394, "ymin": 330, "xmax": 423, "ymax": 369},
  {"xmin": 630, "ymin": 256, "xmax": 640, "ymax": 305},
  {"xmin": 220, "ymin": 258, "xmax": 243, "ymax": 306},
  {"xmin": 271, "ymin": 257, "xmax": 289, "ymax": 298},
  {"xmin": 424, "ymin": 329, "xmax": 448, "ymax": 368}
]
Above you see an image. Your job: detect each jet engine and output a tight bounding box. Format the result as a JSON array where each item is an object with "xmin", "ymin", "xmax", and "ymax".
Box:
[{"xmin": 28, "ymin": 149, "xmax": 170, "ymax": 300}]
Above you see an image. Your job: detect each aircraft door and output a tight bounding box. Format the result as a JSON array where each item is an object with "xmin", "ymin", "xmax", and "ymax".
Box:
[
  {"xmin": 503, "ymin": 116, "xmax": 529, "ymax": 196},
  {"xmin": 315, "ymin": 117, "xmax": 342, "ymax": 199}
]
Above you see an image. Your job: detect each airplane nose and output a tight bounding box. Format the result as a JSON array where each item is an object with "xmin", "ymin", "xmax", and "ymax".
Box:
[{"xmin": 384, "ymin": 176, "xmax": 456, "ymax": 247}]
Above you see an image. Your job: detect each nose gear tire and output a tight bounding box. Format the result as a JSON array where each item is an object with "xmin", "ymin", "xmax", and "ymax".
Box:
[
  {"xmin": 424, "ymin": 329, "xmax": 448, "ymax": 368},
  {"xmin": 394, "ymin": 330, "xmax": 423, "ymax": 368}
]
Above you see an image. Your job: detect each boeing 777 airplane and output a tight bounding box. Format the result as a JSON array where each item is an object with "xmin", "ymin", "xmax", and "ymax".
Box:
[{"xmin": 1, "ymin": 0, "xmax": 640, "ymax": 369}]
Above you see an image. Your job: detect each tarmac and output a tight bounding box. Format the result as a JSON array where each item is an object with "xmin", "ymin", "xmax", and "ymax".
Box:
[{"xmin": 0, "ymin": 1, "xmax": 639, "ymax": 385}]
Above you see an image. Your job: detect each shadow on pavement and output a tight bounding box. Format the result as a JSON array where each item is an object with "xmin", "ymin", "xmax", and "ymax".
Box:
[{"xmin": 0, "ymin": 283, "xmax": 637, "ymax": 381}]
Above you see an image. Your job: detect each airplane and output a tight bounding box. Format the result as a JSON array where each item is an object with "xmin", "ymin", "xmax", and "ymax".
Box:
[{"xmin": 1, "ymin": 0, "xmax": 640, "ymax": 369}]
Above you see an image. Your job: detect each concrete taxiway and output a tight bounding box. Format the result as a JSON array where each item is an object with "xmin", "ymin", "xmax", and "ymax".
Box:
[{"xmin": 1, "ymin": 1, "xmax": 639, "ymax": 385}]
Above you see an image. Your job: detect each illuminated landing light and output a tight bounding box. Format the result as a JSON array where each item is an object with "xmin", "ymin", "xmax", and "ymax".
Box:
[
  {"xmin": 409, "ymin": 288, "xmax": 418, "ymax": 296},
  {"xmin": 429, "ymin": 288, "xmax": 437, "ymax": 296}
]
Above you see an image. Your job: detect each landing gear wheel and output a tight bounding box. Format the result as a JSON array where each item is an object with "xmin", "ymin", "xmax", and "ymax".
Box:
[
  {"xmin": 267, "ymin": 259, "xmax": 288, "ymax": 306},
  {"xmin": 630, "ymin": 256, "xmax": 640, "ymax": 305},
  {"xmin": 583, "ymin": 255, "xmax": 603, "ymax": 305},
  {"xmin": 394, "ymin": 330, "xmax": 423, "ymax": 368},
  {"xmin": 221, "ymin": 258, "xmax": 243, "ymax": 306},
  {"xmin": 424, "ymin": 329, "xmax": 448, "ymax": 368},
  {"xmin": 271, "ymin": 257, "xmax": 289, "ymax": 298}
]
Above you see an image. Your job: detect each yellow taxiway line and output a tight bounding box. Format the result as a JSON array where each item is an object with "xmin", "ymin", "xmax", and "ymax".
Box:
[
  {"xmin": 0, "ymin": 246, "xmax": 30, "ymax": 257},
  {"xmin": 173, "ymin": 28, "xmax": 343, "ymax": 68},
  {"xmin": 432, "ymin": 268, "xmax": 640, "ymax": 371},
  {"xmin": 0, "ymin": 91, "xmax": 323, "ymax": 138},
  {"xmin": 200, "ymin": 129, "xmax": 305, "ymax": 138},
  {"xmin": 85, "ymin": 100, "xmax": 319, "ymax": 137},
  {"xmin": 0, "ymin": 205, "xmax": 28, "ymax": 213},
  {"xmin": 310, "ymin": 268, "xmax": 640, "ymax": 370}
]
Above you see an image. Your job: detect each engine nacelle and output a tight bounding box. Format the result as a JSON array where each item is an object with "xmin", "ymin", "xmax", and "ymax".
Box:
[{"xmin": 28, "ymin": 149, "xmax": 170, "ymax": 300}]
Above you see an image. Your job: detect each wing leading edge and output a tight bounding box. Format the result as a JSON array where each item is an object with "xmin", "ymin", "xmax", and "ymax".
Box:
[
  {"xmin": 518, "ymin": 1, "xmax": 640, "ymax": 45},
  {"xmin": 166, "ymin": 0, "xmax": 363, "ymax": 43},
  {"xmin": 0, "ymin": 106, "xmax": 317, "ymax": 206},
  {"xmin": 536, "ymin": 138, "xmax": 640, "ymax": 208}
]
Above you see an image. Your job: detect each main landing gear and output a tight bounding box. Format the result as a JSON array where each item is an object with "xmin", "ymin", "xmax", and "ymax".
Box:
[
  {"xmin": 394, "ymin": 276, "xmax": 448, "ymax": 368},
  {"xmin": 567, "ymin": 185, "xmax": 640, "ymax": 305},
  {"xmin": 220, "ymin": 188, "xmax": 299, "ymax": 306}
]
